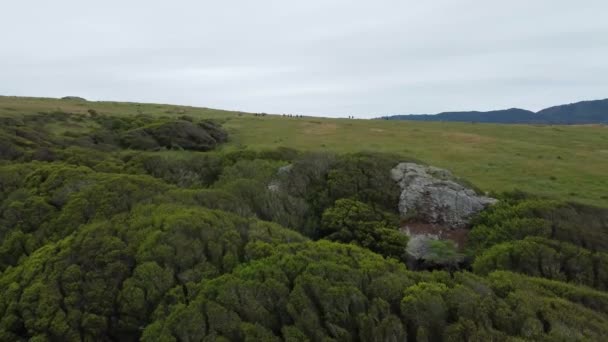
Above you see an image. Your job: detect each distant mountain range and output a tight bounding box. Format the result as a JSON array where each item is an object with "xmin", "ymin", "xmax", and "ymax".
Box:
[{"xmin": 381, "ymin": 99, "xmax": 608, "ymax": 124}]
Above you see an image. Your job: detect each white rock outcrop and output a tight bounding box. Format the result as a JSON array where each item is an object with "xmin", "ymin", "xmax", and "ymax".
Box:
[{"xmin": 391, "ymin": 163, "xmax": 497, "ymax": 228}]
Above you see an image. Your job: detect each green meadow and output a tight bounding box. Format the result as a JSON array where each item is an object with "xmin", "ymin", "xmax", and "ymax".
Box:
[{"xmin": 2, "ymin": 95, "xmax": 607, "ymax": 206}]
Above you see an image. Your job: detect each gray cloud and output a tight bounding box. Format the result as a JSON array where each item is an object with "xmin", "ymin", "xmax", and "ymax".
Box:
[{"xmin": 2, "ymin": 0, "xmax": 608, "ymax": 117}]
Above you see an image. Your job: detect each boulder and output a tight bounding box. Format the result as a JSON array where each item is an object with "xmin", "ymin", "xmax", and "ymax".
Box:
[{"xmin": 391, "ymin": 162, "xmax": 497, "ymax": 228}]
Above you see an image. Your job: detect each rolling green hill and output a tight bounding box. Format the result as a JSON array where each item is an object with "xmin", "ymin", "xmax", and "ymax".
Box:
[
  {"xmin": 383, "ymin": 98, "xmax": 608, "ymax": 124},
  {"xmin": 2, "ymin": 95, "xmax": 608, "ymax": 341},
  {"xmin": 3, "ymin": 95, "xmax": 606, "ymax": 207}
]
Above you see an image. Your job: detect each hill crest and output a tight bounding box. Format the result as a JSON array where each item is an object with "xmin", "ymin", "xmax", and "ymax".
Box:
[{"xmin": 382, "ymin": 98, "xmax": 608, "ymax": 124}]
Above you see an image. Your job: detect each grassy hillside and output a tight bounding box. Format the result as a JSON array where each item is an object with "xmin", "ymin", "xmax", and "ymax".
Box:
[
  {"xmin": 226, "ymin": 116, "xmax": 608, "ymax": 207},
  {"xmin": 3, "ymin": 95, "xmax": 608, "ymax": 341},
  {"xmin": 383, "ymin": 98, "xmax": 608, "ymax": 124},
  {"xmin": 2, "ymin": 95, "xmax": 607, "ymax": 207}
]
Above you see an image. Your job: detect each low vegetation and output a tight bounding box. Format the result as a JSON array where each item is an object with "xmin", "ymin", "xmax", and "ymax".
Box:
[{"xmin": 1, "ymin": 96, "xmax": 607, "ymax": 341}]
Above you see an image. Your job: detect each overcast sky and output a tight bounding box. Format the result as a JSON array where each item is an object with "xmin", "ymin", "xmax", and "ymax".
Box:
[{"xmin": 2, "ymin": 1, "xmax": 608, "ymax": 117}]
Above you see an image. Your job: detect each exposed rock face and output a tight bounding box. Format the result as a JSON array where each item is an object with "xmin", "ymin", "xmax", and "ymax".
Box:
[{"xmin": 391, "ymin": 162, "xmax": 497, "ymax": 228}]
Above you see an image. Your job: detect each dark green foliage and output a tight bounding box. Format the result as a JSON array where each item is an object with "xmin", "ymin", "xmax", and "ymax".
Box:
[
  {"xmin": 161, "ymin": 188, "xmax": 254, "ymax": 217},
  {"xmin": 120, "ymin": 120, "xmax": 227, "ymax": 151},
  {"xmin": 0, "ymin": 163, "xmax": 171, "ymax": 271},
  {"xmin": 129, "ymin": 152, "xmax": 224, "ymax": 187},
  {"xmin": 0, "ymin": 134, "xmax": 25, "ymax": 160},
  {"xmin": 468, "ymin": 194, "xmax": 608, "ymax": 256},
  {"xmin": 0, "ymin": 163, "xmax": 32, "ymax": 198},
  {"xmin": 0, "ymin": 204, "xmax": 305, "ymax": 341},
  {"xmin": 473, "ymin": 237, "xmax": 608, "ymax": 291},
  {"xmin": 0, "ymin": 112, "xmax": 228, "ymax": 164},
  {"xmin": 320, "ymin": 198, "xmax": 408, "ymax": 261},
  {"xmin": 142, "ymin": 242, "xmax": 608, "ymax": 341},
  {"xmin": 267, "ymin": 152, "xmax": 402, "ymax": 238},
  {"xmin": 2, "ymin": 108, "xmax": 608, "ymax": 341},
  {"xmin": 326, "ymin": 153, "xmax": 401, "ymax": 211},
  {"xmin": 141, "ymin": 241, "xmax": 412, "ymax": 341},
  {"xmin": 422, "ymin": 240, "xmax": 465, "ymax": 270}
]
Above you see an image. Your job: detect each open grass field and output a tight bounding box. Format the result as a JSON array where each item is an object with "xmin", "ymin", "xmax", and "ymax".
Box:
[
  {"xmin": 2, "ymin": 95, "xmax": 607, "ymax": 207},
  {"xmin": 225, "ymin": 115, "xmax": 608, "ymax": 207}
]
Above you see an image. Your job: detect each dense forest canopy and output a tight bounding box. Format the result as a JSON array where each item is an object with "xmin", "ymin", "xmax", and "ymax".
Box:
[{"xmin": 1, "ymin": 103, "xmax": 608, "ymax": 341}]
